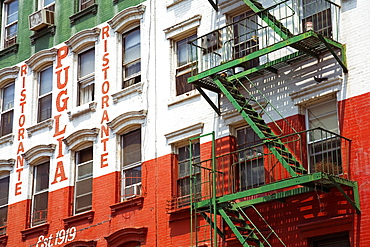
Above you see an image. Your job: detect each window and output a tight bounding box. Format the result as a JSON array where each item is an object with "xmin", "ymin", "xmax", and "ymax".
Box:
[
  {"xmin": 121, "ymin": 129, "xmax": 142, "ymax": 200},
  {"xmin": 236, "ymin": 126, "xmax": 264, "ymax": 190},
  {"xmin": 307, "ymin": 100, "xmax": 341, "ymax": 174},
  {"xmin": 0, "ymin": 175, "xmax": 9, "ymax": 236},
  {"xmin": 31, "ymin": 162, "xmax": 49, "ymax": 227},
  {"xmin": 175, "ymin": 34, "xmax": 197, "ymax": 96},
  {"xmin": 176, "ymin": 142, "xmax": 200, "ymax": 207},
  {"xmin": 1, "ymin": 83, "xmax": 15, "ymax": 137},
  {"xmin": 38, "ymin": 67, "xmax": 53, "ymax": 123},
  {"xmin": 122, "ymin": 28, "xmax": 141, "ymax": 88},
  {"xmin": 79, "ymin": 0, "xmax": 95, "ymax": 11},
  {"xmin": 41, "ymin": 0, "xmax": 55, "ymax": 11},
  {"xmin": 75, "ymin": 147, "xmax": 93, "ymax": 214},
  {"xmin": 232, "ymin": 11, "xmax": 259, "ymax": 69},
  {"xmin": 78, "ymin": 48, "xmax": 95, "ymax": 106},
  {"xmin": 2, "ymin": 0, "xmax": 18, "ymax": 48},
  {"xmin": 302, "ymin": 0, "xmax": 332, "ymax": 37}
]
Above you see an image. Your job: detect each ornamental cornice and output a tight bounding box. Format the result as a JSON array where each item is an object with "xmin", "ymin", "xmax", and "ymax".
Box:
[
  {"xmin": 108, "ymin": 4, "xmax": 145, "ymax": 33},
  {"xmin": 0, "ymin": 66, "xmax": 19, "ymax": 88},
  {"xmin": 63, "ymin": 128, "xmax": 99, "ymax": 150},
  {"xmin": 25, "ymin": 48, "xmax": 57, "ymax": 71},
  {"xmin": 22, "ymin": 144, "xmax": 56, "ymax": 166},
  {"xmin": 65, "ymin": 27, "xmax": 100, "ymax": 53},
  {"xmin": 107, "ymin": 110, "xmax": 147, "ymax": 134}
]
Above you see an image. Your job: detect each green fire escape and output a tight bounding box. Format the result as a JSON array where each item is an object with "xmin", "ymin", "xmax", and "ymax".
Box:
[{"xmin": 186, "ymin": 0, "xmax": 359, "ymax": 246}]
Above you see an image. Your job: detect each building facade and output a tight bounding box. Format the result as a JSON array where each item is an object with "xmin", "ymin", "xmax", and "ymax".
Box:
[{"xmin": 0, "ymin": 0, "xmax": 369, "ymax": 246}]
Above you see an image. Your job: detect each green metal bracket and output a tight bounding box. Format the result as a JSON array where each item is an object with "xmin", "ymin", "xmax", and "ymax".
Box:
[
  {"xmin": 200, "ymin": 212, "xmax": 225, "ymax": 239},
  {"xmin": 195, "ymin": 86, "xmax": 221, "ymax": 115},
  {"xmin": 327, "ymin": 175, "xmax": 360, "ymax": 214},
  {"xmin": 207, "ymin": 0, "xmax": 218, "ymax": 11},
  {"xmin": 317, "ymin": 33, "xmax": 348, "ymax": 73}
]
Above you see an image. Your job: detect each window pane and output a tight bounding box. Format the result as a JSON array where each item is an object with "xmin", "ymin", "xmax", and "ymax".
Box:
[
  {"xmin": 124, "ymin": 167, "xmax": 142, "ymax": 186},
  {"xmin": 75, "ymin": 194, "xmax": 92, "ymax": 213},
  {"xmin": 39, "ymin": 67, "xmax": 53, "ymax": 96},
  {"xmin": 38, "ymin": 94, "xmax": 52, "ymax": 122},
  {"xmin": 78, "ymin": 161, "xmax": 93, "ymax": 180},
  {"xmin": 6, "ymin": 0, "xmax": 18, "ymax": 24},
  {"xmin": 79, "ymin": 49, "xmax": 95, "ymax": 78},
  {"xmin": 125, "ymin": 60, "xmax": 141, "ymax": 78},
  {"xmin": 77, "ymin": 147, "xmax": 93, "ymax": 164},
  {"xmin": 5, "ymin": 24, "xmax": 17, "ymax": 39},
  {"xmin": 32, "ymin": 192, "xmax": 48, "ymax": 225},
  {"xmin": 0, "ymin": 206, "xmax": 8, "ymax": 230},
  {"xmin": 124, "ymin": 29, "xmax": 141, "ymax": 64},
  {"xmin": 2, "ymin": 83, "xmax": 15, "ymax": 111},
  {"xmin": 1, "ymin": 110, "xmax": 13, "ymax": 136},
  {"xmin": 35, "ymin": 162, "xmax": 50, "ymax": 192},
  {"xmin": 76, "ymin": 179, "xmax": 92, "ymax": 196},
  {"xmin": 79, "ymin": 82, "xmax": 94, "ymax": 105},
  {"xmin": 122, "ymin": 129, "xmax": 141, "ymax": 166},
  {"xmin": 0, "ymin": 177, "xmax": 9, "ymax": 206},
  {"xmin": 44, "ymin": 0, "xmax": 55, "ymax": 6}
]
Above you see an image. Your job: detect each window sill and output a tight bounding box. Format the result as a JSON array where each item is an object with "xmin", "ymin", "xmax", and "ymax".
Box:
[
  {"xmin": 26, "ymin": 119, "xmax": 54, "ymax": 137},
  {"xmin": 166, "ymin": 0, "xmax": 188, "ymax": 8},
  {"xmin": 0, "ymin": 134, "xmax": 14, "ymax": 146},
  {"xmin": 167, "ymin": 89, "xmax": 200, "ymax": 107},
  {"xmin": 30, "ymin": 25, "xmax": 56, "ymax": 45},
  {"xmin": 63, "ymin": 211, "xmax": 94, "ymax": 228},
  {"xmin": 110, "ymin": 197, "xmax": 144, "ymax": 216},
  {"xmin": 167, "ymin": 206, "xmax": 191, "ymax": 222},
  {"xmin": 0, "ymin": 43, "xmax": 19, "ymax": 57},
  {"xmin": 67, "ymin": 102, "xmax": 97, "ymax": 120},
  {"xmin": 112, "ymin": 82, "xmax": 143, "ymax": 104},
  {"xmin": 69, "ymin": 4, "xmax": 98, "ymax": 25},
  {"xmin": 21, "ymin": 223, "xmax": 49, "ymax": 240}
]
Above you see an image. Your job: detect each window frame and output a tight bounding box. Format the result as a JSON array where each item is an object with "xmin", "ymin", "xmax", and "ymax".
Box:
[
  {"xmin": 301, "ymin": 0, "xmax": 333, "ymax": 37},
  {"xmin": 37, "ymin": 66, "xmax": 53, "ymax": 123},
  {"xmin": 175, "ymin": 141, "xmax": 201, "ymax": 207},
  {"xmin": 231, "ymin": 11, "xmax": 260, "ymax": 69},
  {"xmin": 79, "ymin": 0, "xmax": 95, "ymax": 11},
  {"xmin": 120, "ymin": 129, "xmax": 142, "ymax": 201},
  {"xmin": 0, "ymin": 175, "xmax": 9, "ymax": 236},
  {"xmin": 74, "ymin": 146, "xmax": 93, "ymax": 215},
  {"xmin": 0, "ymin": 82, "xmax": 15, "ymax": 137},
  {"xmin": 2, "ymin": 0, "xmax": 18, "ymax": 49},
  {"xmin": 122, "ymin": 27, "xmax": 141, "ymax": 89},
  {"xmin": 235, "ymin": 126, "xmax": 265, "ymax": 190},
  {"xmin": 174, "ymin": 34, "xmax": 197, "ymax": 96},
  {"xmin": 305, "ymin": 99, "xmax": 342, "ymax": 174},
  {"xmin": 31, "ymin": 161, "xmax": 50, "ymax": 227},
  {"xmin": 77, "ymin": 48, "xmax": 95, "ymax": 106},
  {"xmin": 39, "ymin": 0, "xmax": 55, "ymax": 11}
]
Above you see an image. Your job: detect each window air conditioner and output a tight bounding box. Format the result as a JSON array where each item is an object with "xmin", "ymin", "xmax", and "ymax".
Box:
[{"xmin": 29, "ymin": 9, "xmax": 54, "ymax": 31}]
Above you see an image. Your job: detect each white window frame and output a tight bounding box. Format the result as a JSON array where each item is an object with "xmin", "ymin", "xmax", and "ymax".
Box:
[
  {"xmin": 0, "ymin": 82, "xmax": 15, "ymax": 137},
  {"xmin": 74, "ymin": 146, "xmax": 93, "ymax": 215},
  {"xmin": 2, "ymin": 0, "xmax": 18, "ymax": 49},
  {"xmin": 77, "ymin": 48, "xmax": 95, "ymax": 106},
  {"xmin": 0, "ymin": 174, "xmax": 9, "ymax": 236},
  {"xmin": 31, "ymin": 161, "xmax": 50, "ymax": 227},
  {"xmin": 37, "ymin": 66, "xmax": 53, "ymax": 123},
  {"xmin": 120, "ymin": 129, "xmax": 142, "ymax": 201},
  {"xmin": 174, "ymin": 34, "xmax": 197, "ymax": 96},
  {"xmin": 122, "ymin": 27, "xmax": 141, "ymax": 89}
]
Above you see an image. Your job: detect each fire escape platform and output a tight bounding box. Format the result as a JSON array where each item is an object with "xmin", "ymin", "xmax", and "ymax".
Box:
[
  {"xmin": 188, "ymin": 30, "xmax": 347, "ymax": 92},
  {"xmin": 194, "ymin": 172, "xmax": 360, "ymax": 214}
]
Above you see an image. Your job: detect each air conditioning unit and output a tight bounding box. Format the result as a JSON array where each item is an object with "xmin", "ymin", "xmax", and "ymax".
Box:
[{"xmin": 29, "ymin": 9, "xmax": 54, "ymax": 31}]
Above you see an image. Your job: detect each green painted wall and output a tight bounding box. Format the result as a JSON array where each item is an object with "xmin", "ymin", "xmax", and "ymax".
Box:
[{"xmin": 0, "ymin": 0, "xmax": 146, "ymax": 69}]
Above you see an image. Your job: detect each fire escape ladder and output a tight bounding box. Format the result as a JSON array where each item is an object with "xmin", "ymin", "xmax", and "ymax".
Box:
[
  {"xmin": 218, "ymin": 207, "xmax": 263, "ymax": 247},
  {"xmin": 213, "ymin": 76, "xmax": 306, "ymax": 177}
]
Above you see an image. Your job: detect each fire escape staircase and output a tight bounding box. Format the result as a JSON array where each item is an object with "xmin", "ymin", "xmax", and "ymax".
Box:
[{"xmin": 187, "ymin": 1, "xmax": 357, "ymax": 246}]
